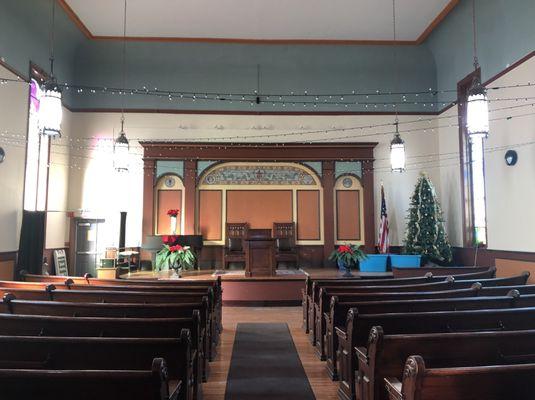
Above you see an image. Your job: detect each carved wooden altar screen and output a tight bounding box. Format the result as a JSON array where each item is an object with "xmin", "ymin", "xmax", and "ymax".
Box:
[{"xmin": 140, "ymin": 143, "xmax": 377, "ymax": 268}]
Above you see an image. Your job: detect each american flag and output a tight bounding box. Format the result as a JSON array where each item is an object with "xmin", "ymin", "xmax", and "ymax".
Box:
[{"xmin": 378, "ymin": 184, "xmax": 390, "ymax": 254}]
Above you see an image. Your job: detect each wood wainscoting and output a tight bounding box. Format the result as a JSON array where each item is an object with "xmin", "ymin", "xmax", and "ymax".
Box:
[
  {"xmin": 0, "ymin": 251, "xmax": 17, "ymax": 281},
  {"xmin": 198, "ymin": 245, "xmax": 325, "ymax": 269},
  {"xmin": 453, "ymin": 247, "xmax": 535, "ymax": 283}
]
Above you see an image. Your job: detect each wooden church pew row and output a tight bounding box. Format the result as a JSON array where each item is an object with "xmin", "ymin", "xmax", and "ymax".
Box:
[
  {"xmin": 0, "ymin": 294, "xmax": 212, "ymax": 378},
  {"xmin": 0, "ymin": 287, "xmax": 218, "ymax": 362},
  {"xmin": 384, "ymin": 356, "xmax": 535, "ymax": 400},
  {"xmin": 391, "ymin": 265, "xmax": 493, "ymax": 278},
  {"xmin": 0, "ymin": 358, "xmax": 179, "ymax": 400},
  {"xmin": 325, "ymin": 289, "xmax": 533, "ymax": 380},
  {"xmin": 336, "ymin": 306, "xmax": 535, "ymax": 400},
  {"xmin": 0, "ymin": 280, "xmax": 220, "ymax": 356},
  {"xmin": 315, "ymin": 286, "xmax": 482, "ymax": 362},
  {"xmin": 359, "ymin": 327, "xmax": 535, "ymax": 400},
  {"xmin": 0, "ymin": 312, "xmax": 207, "ymax": 383},
  {"xmin": 302, "ymin": 267, "xmax": 496, "ymax": 333},
  {"xmin": 19, "ymin": 271, "xmax": 223, "ymax": 334},
  {"xmin": 312, "ymin": 274, "xmax": 528, "ymax": 360},
  {"xmin": 0, "ymin": 331, "xmax": 195, "ymax": 400},
  {"xmin": 308, "ymin": 272, "xmax": 529, "ymax": 348},
  {"xmin": 318, "ymin": 283, "xmax": 535, "ymax": 366},
  {"xmin": 2, "ymin": 281, "xmax": 219, "ymax": 337}
]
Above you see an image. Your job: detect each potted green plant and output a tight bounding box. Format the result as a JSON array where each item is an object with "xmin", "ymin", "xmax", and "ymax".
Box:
[
  {"xmin": 329, "ymin": 244, "xmax": 367, "ymax": 277},
  {"xmin": 155, "ymin": 235, "xmax": 196, "ymax": 278}
]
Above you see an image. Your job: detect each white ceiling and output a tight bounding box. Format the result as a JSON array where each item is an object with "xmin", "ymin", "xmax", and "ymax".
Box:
[{"xmin": 64, "ymin": 0, "xmax": 455, "ymax": 42}]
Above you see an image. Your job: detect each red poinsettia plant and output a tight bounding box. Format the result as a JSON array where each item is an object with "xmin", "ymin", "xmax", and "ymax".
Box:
[
  {"xmin": 328, "ymin": 244, "xmax": 367, "ymax": 267},
  {"xmin": 155, "ymin": 235, "xmax": 196, "ymax": 273},
  {"xmin": 167, "ymin": 209, "xmax": 180, "ymax": 217}
]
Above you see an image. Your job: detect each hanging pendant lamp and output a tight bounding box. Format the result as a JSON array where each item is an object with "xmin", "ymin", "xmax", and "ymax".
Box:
[
  {"xmin": 466, "ymin": 0, "xmax": 489, "ymax": 140},
  {"xmin": 114, "ymin": 117, "xmax": 130, "ymax": 173},
  {"xmin": 114, "ymin": 0, "xmax": 130, "ymax": 172},
  {"xmin": 39, "ymin": 0, "xmax": 62, "ymax": 138},
  {"xmin": 390, "ymin": 120, "xmax": 406, "ymax": 172},
  {"xmin": 389, "ymin": 0, "xmax": 406, "ymax": 172}
]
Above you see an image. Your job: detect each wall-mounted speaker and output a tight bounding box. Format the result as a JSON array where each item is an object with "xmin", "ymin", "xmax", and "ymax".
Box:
[{"xmin": 504, "ymin": 150, "xmax": 518, "ymax": 166}]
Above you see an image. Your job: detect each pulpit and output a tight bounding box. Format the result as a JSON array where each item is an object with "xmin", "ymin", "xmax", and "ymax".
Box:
[{"xmin": 244, "ymin": 229, "xmax": 276, "ymax": 277}]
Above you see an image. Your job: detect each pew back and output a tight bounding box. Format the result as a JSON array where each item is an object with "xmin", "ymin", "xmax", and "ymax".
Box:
[
  {"xmin": 0, "ymin": 333, "xmax": 194, "ymax": 400},
  {"xmin": 360, "ymin": 328, "xmax": 535, "ymax": 400},
  {"xmin": 0, "ymin": 358, "xmax": 176, "ymax": 400},
  {"xmin": 385, "ymin": 356, "xmax": 535, "ymax": 400}
]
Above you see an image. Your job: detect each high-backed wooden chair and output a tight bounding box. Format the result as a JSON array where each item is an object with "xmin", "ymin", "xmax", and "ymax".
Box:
[
  {"xmin": 223, "ymin": 223, "xmax": 249, "ymax": 269},
  {"xmin": 273, "ymin": 222, "xmax": 299, "ymax": 268}
]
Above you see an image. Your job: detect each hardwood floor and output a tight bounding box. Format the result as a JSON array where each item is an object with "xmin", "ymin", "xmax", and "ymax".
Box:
[{"xmin": 203, "ymin": 307, "xmax": 339, "ymax": 400}]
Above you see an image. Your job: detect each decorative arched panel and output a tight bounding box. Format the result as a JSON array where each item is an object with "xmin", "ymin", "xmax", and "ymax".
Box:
[
  {"xmin": 334, "ymin": 175, "xmax": 365, "ymax": 245},
  {"xmin": 154, "ymin": 174, "xmax": 185, "ymax": 235},
  {"xmin": 197, "ymin": 162, "xmax": 323, "ymax": 245}
]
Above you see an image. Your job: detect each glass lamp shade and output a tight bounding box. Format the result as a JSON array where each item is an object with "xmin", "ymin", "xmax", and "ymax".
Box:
[
  {"xmin": 390, "ymin": 133, "xmax": 406, "ymax": 172},
  {"xmin": 114, "ymin": 131, "xmax": 130, "ymax": 173},
  {"xmin": 466, "ymin": 80, "xmax": 489, "ymax": 140},
  {"xmin": 39, "ymin": 81, "xmax": 63, "ymax": 138}
]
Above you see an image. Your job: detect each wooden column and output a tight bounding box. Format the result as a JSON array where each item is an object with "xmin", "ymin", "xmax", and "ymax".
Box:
[
  {"xmin": 362, "ymin": 160, "xmax": 376, "ymax": 253},
  {"xmin": 141, "ymin": 159, "xmax": 155, "ymax": 259},
  {"xmin": 322, "ymin": 161, "xmax": 335, "ymax": 267},
  {"xmin": 184, "ymin": 160, "xmax": 197, "ymax": 235}
]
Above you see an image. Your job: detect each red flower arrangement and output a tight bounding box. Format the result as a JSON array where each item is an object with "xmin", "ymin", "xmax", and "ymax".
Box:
[
  {"xmin": 329, "ymin": 243, "xmax": 367, "ymax": 276},
  {"xmin": 337, "ymin": 245, "xmax": 354, "ymax": 254},
  {"xmin": 167, "ymin": 209, "xmax": 180, "ymax": 217},
  {"xmin": 162, "ymin": 235, "xmax": 179, "ymax": 245},
  {"xmin": 168, "ymin": 244, "xmax": 183, "ymax": 253},
  {"xmin": 155, "ymin": 237, "xmax": 196, "ymax": 273}
]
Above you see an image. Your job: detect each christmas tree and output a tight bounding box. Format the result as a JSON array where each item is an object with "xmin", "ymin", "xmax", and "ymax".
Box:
[{"xmin": 404, "ymin": 173, "xmax": 452, "ymax": 263}]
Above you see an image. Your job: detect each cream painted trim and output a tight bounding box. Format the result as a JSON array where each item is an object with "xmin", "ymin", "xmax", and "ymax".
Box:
[
  {"xmin": 197, "ymin": 162, "xmax": 324, "ymax": 246},
  {"xmin": 154, "ymin": 174, "xmax": 186, "ymax": 235},
  {"xmin": 334, "ymin": 175, "xmax": 365, "ymax": 246}
]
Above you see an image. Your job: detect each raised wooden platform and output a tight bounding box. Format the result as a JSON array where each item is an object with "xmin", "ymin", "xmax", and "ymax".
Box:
[{"xmin": 122, "ymin": 268, "xmax": 393, "ymax": 306}]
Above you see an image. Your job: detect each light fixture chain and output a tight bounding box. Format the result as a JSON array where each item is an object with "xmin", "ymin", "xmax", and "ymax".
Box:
[
  {"xmin": 49, "ymin": 0, "xmax": 56, "ymax": 76},
  {"xmin": 393, "ymin": 0, "xmax": 399, "ymax": 123},
  {"xmin": 122, "ymin": 0, "xmax": 127, "ymax": 119},
  {"xmin": 472, "ymin": 0, "xmax": 479, "ymax": 70}
]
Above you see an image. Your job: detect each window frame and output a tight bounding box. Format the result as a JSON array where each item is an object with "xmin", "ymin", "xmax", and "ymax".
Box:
[{"xmin": 457, "ymin": 68, "xmax": 488, "ymax": 247}]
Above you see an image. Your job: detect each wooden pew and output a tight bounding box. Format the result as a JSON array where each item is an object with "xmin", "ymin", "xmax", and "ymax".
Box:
[
  {"xmin": 325, "ymin": 289, "xmax": 535, "ymax": 380},
  {"xmin": 0, "ymin": 312, "xmax": 205, "ymax": 384},
  {"xmin": 308, "ymin": 271, "xmax": 517, "ymax": 343},
  {"xmin": 385, "ymin": 356, "xmax": 535, "ymax": 400},
  {"xmin": 336, "ymin": 307, "xmax": 535, "ymax": 400},
  {"xmin": 314, "ymin": 286, "xmax": 481, "ymax": 362},
  {"xmin": 0, "ymin": 331, "xmax": 195, "ymax": 400},
  {"xmin": 0, "ymin": 286, "xmax": 218, "ymax": 363},
  {"xmin": 0, "ymin": 280, "xmax": 220, "ymax": 358},
  {"xmin": 391, "ymin": 265, "xmax": 492, "ymax": 278},
  {"xmin": 302, "ymin": 267, "xmax": 496, "ymax": 333},
  {"xmin": 311, "ymin": 273, "xmax": 529, "ymax": 354},
  {"xmin": 3, "ymin": 281, "xmax": 219, "ymax": 334},
  {"xmin": 359, "ymin": 328, "xmax": 535, "ymax": 400},
  {"xmin": 0, "ymin": 293, "xmax": 211, "ymax": 381},
  {"xmin": 0, "ymin": 358, "xmax": 179, "ymax": 400},
  {"xmin": 20, "ymin": 271, "xmax": 223, "ymax": 334}
]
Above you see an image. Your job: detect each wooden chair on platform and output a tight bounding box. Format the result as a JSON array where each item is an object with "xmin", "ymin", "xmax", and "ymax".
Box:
[
  {"xmin": 223, "ymin": 223, "xmax": 249, "ymax": 269},
  {"xmin": 273, "ymin": 222, "xmax": 299, "ymax": 268}
]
